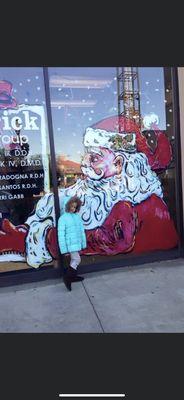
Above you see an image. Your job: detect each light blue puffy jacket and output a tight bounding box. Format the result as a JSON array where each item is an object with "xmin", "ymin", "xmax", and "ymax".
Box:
[{"xmin": 58, "ymin": 196, "xmax": 87, "ymax": 254}]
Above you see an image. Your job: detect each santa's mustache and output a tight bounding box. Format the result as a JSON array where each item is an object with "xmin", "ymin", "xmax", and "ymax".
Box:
[{"xmin": 81, "ymin": 165, "xmax": 104, "ymax": 180}]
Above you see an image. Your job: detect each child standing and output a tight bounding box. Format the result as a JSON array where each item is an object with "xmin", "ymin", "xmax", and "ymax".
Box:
[{"xmin": 58, "ymin": 195, "xmax": 87, "ymax": 291}]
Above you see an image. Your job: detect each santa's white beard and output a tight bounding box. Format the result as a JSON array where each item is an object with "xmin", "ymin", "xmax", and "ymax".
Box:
[
  {"xmin": 61, "ymin": 152, "xmax": 163, "ymax": 230},
  {"xmin": 81, "ymin": 165, "xmax": 104, "ymax": 180}
]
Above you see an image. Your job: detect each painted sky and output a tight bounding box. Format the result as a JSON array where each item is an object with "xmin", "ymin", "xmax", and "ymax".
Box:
[
  {"xmin": 0, "ymin": 67, "xmax": 170, "ymax": 162},
  {"xmin": 49, "ymin": 67, "xmax": 167, "ymax": 162}
]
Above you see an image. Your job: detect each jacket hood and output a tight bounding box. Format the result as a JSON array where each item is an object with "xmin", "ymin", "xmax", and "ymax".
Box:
[{"xmin": 60, "ymin": 195, "xmax": 72, "ymax": 214}]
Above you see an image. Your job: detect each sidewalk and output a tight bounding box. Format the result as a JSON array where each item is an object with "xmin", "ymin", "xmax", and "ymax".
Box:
[{"xmin": 0, "ymin": 258, "xmax": 184, "ymax": 332}]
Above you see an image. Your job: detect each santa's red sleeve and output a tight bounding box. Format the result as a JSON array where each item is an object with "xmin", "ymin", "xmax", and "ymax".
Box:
[
  {"xmin": 82, "ymin": 195, "xmax": 179, "ymax": 257},
  {"xmin": 81, "ymin": 200, "xmax": 136, "ymax": 256}
]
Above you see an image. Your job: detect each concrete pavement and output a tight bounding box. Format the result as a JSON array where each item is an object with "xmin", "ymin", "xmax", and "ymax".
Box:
[{"xmin": 1, "ymin": 257, "xmax": 184, "ymax": 332}]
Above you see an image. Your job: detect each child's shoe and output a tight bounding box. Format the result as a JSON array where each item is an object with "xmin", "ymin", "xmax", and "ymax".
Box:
[{"xmin": 68, "ymin": 267, "xmax": 84, "ymax": 282}]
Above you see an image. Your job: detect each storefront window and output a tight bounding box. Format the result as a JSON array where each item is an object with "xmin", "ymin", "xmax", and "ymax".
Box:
[
  {"xmin": 48, "ymin": 67, "xmax": 179, "ymax": 269},
  {"xmin": 0, "ymin": 68, "xmax": 58, "ymax": 273},
  {"xmin": 0, "ymin": 67, "xmax": 179, "ymax": 277}
]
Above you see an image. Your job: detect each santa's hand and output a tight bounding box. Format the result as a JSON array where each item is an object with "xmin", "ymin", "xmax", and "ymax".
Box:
[
  {"xmin": 0, "ymin": 219, "xmax": 28, "ymax": 254},
  {"xmin": 137, "ymin": 129, "xmax": 172, "ymax": 169},
  {"xmin": 81, "ymin": 201, "xmax": 136, "ymax": 256},
  {"xmin": 142, "ymin": 130, "xmax": 157, "ymax": 153},
  {"xmin": 114, "ymin": 220, "xmax": 124, "ymax": 239},
  {"xmin": 133, "ymin": 210, "xmax": 139, "ymax": 232}
]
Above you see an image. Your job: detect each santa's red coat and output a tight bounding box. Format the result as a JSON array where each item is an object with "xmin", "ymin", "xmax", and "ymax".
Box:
[{"xmin": 81, "ymin": 194, "xmax": 178, "ymax": 256}]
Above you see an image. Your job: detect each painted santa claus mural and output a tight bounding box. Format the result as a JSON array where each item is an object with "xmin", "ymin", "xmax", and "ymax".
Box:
[{"xmin": 0, "ymin": 113, "xmax": 179, "ymax": 268}]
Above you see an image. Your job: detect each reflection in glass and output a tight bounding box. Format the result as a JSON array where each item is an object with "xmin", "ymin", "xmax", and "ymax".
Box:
[{"xmin": 0, "ymin": 68, "xmax": 56, "ymax": 273}]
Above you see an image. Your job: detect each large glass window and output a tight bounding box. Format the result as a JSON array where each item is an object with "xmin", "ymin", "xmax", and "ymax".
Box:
[
  {"xmin": 0, "ymin": 68, "xmax": 58, "ymax": 273},
  {"xmin": 48, "ymin": 67, "xmax": 179, "ymax": 269},
  {"xmin": 0, "ymin": 67, "xmax": 180, "ymax": 276}
]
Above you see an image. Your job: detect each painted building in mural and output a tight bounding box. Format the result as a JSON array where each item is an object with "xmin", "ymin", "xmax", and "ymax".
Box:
[{"xmin": 0, "ymin": 67, "xmax": 183, "ymax": 279}]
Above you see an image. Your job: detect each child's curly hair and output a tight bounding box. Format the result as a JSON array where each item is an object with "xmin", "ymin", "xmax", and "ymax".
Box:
[{"xmin": 65, "ymin": 196, "xmax": 82, "ymax": 213}]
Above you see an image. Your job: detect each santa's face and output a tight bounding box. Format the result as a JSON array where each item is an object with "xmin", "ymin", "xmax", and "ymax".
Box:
[{"xmin": 81, "ymin": 147, "xmax": 121, "ymax": 180}]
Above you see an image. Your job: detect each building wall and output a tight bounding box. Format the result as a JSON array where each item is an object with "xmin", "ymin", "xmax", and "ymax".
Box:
[{"xmin": 177, "ymin": 67, "xmax": 184, "ymax": 226}]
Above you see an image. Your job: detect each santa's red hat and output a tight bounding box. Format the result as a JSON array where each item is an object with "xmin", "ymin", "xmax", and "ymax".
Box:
[
  {"xmin": 83, "ymin": 115, "xmax": 141, "ymax": 153},
  {"xmin": 88, "ymin": 114, "xmax": 172, "ymax": 170},
  {"xmin": 92, "ymin": 114, "xmax": 140, "ymax": 134}
]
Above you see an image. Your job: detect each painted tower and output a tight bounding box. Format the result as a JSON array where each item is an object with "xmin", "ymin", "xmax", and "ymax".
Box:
[{"xmin": 116, "ymin": 67, "xmax": 141, "ymax": 130}]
